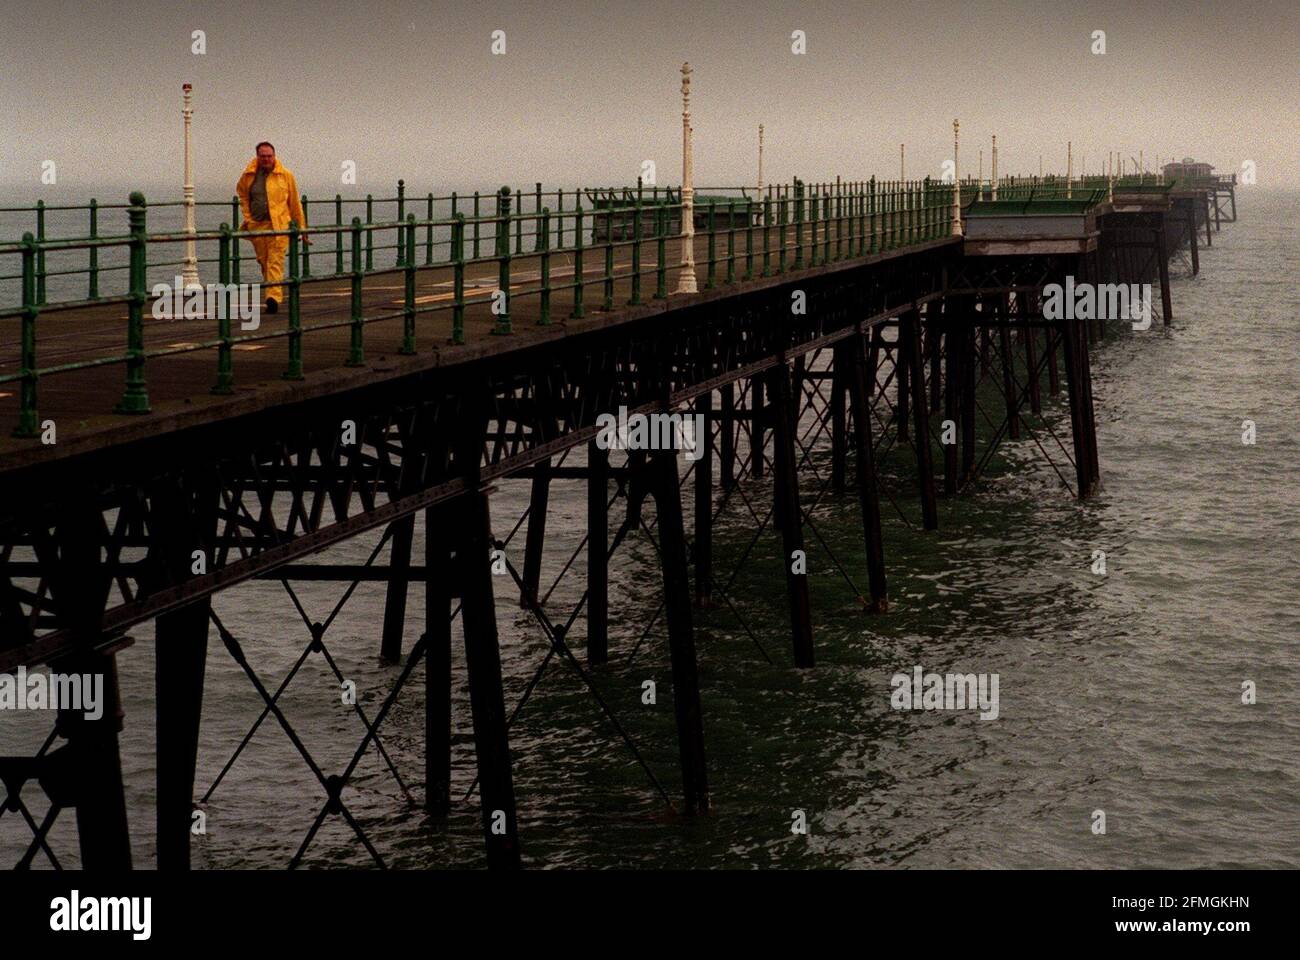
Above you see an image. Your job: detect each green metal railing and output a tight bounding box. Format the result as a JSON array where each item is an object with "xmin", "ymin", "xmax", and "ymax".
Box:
[{"xmin": 1, "ymin": 177, "xmax": 957, "ymax": 438}]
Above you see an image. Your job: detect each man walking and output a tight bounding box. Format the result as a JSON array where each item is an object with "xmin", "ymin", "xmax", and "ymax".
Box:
[{"xmin": 236, "ymin": 142, "xmax": 308, "ymax": 313}]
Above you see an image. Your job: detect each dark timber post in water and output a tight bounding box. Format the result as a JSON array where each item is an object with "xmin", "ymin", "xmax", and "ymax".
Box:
[
  {"xmin": 453, "ymin": 395, "xmax": 520, "ymax": 869},
  {"xmin": 1155, "ymin": 223, "xmax": 1173, "ymax": 326},
  {"xmin": 846, "ymin": 325, "xmax": 889, "ymax": 611},
  {"xmin": 1059, "ymin": 306, "xmax": 1092, "ymax": 499},
  {"xmin": 53, "ymin": 498, "xmax": 132, "ymax": 869},
  {"xmin": 831, "ymin": 344, "xmax": 848, "ymax": 492},
  {"xmin": 904, "ymin": 309, "xmax": 939, "ymax": 530},
  {"xmin": 960, "ymin": 303, "xmax": 977, "ymax": 483},
  {"xmin": 943, "ymin": 306, "xmax": 960, "ymax": 496},
  {"xmin": 587, "ymin": 439, "xmax": 609, "ymax": 664},
  {"xmin": 425, "ymin": 501, "xmax": 452, "ymax": 816},
  {"xmin": 694, "ymin": 389, "xmax": 714, "ymax": 608},
  {"xmin": 521, "ymin": 372, "xmax": 556, "ymax": 608},
  {"xmin": 1020, "ymin": 293, "xmax": 1042, "ymax": 414},
  {"xmin": 719, "ymin": 382, "xmax": 736, "ymax": 490},
  {"xmin": 650, "ymin": 445, "xmax": 710, "ymax": 813},
  {"xmin": 380, "ymin": 514, "xmax": 415, "ymax": 662},
  {"xmin": 895, "ymin": 321, "xmax": 910, "ymax": 441},
  {"xmin": 768, "ymin": 360, "xmax": 815, "ymax": 667},
  {"xmin": 154, "ymin": 472, "xmax": 217, "ymax": 870},
  {"xmin": 998, "ymin": 296, "xmax": 1021, "ymax": 441}
]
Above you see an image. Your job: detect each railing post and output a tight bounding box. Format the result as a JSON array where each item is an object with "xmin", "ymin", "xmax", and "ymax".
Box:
[
  {"xmin": 824, "ymin": 184, "xmax": 833, "ymax": 262},
  {"xmin": 515, "ymin": 188, "xmax": 523, "ymax": 254},
  {"xmin": 726, "ymin": 198, "xmax": 737, "ymax": 283},
  {"xmin": 539, "ymin": 207, "xmax": 551, "ymax": 324},
  {"xmin": 534, "ymin": 183, "xmax": 543, "ymax": 251},
  {"xmin": 603, "ymin": 203, "xmax": 615, "ymax": 310},
  {"xmin": 35, "ymin": 199, "xmax": 47, "ymax": 306},
  {"xmin": 845, "ymin": 182, "xmax": 854, "ymax": 258},
  {"xmin": 629, "ymin": 180, "xmax": 643, "ymax": 305},
  {"xmin": 212, "ymin": 223, "xmax": 234, "ymax": 394},
  {"xmin": 365, "ymin": 194, "xmax": 375, "ymax": 271},
  {"xmin": 452, "ymin": 214, "xmax": 466, "ymax": 345},
  {"xmin": 396, "ymin": 179, "xmax": 406, "ymax": 266},
  {"xmin": 401, "ymin": 215, "xmax": 416, "ymax": 354},
  {"xmin": 426, "ymin": 192, "xmax": 435, "ymax": 264},
  {"xmin": 869, "ymin": 177, "xmax": 877, "ymax": 254},
  {"xmin": 231, "ymin": 196, "xmax": 242, "ymax": 284},
  {"xmin": 115, "ymin": 192, "xmax": 150, "ymax": 413},
  {"xmin": 655, "ymin": 203, "xmax": 668, "ymax": 299},
  {"xmin": 12, "ymin": 233, "xmax": 39, "ymax": 437},
  {"xmin": 284, "ymin": 221, "xmax": 305, "ymax": 379},
  {"xmin": 493, "ymin": 185, "xmax": 512, "ymax": 334},
  {"xmin": 779, "ymin": 189, "xmax": 788, "ymax": 273},
  {"xmin": 809, "ymin": 191, "xmax": 820, "ymax": 267},
  {"xmin": 346, "ymin": 217, "xmax": 365, "ymax": 366},
  {"xmin": 301, "ymin": 194, "xmax": 312, "ymax": 276},
  {"xmin": 88, "ymin": 198, "xmax": 99, "ymax": 299},
  {"xmin": 571, "ymin": 204, "xmax": 585, "ymax": 318},
  {"xmin": 472, "ymin": 191, "xmax": 481, "ymax": 260},
  {"xmin": 794, "ymin": 179, "xmax": 805, "ymax": 269},
  {"xmin": 556, "ymin": 188, "xmax": 565, "ymax": 248},
  {"xmin": 335, "ymin": 194, "xmax": 344, "ymax": 274}
]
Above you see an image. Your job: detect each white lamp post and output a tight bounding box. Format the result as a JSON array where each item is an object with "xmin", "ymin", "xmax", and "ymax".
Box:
[
  {"xmin": 181, "ymin": 83, "xmax": 200, "ymax": 291},
  {"xmin": 991, "ymin": 134, "xmax": 998, "ymax": 201},
  {"xmin": 950, "ymin": 119, "xmax": 962, "ymax": 236},
  {"xmin": 675, "ymin": 62, "xmax": 697, "ymax": 294}
]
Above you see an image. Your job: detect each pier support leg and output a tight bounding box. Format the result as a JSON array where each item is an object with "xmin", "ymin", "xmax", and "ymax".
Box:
[
  {"xmin": 999, "ymin": 303, "xmax": 1021, "ymax": 441},
  {"xmin": 904, "ymin": 309, "xmax": 939, "ymax": 530},
  {"xmin": 719, "ymin": 382, "xmax": 736, "ymax": 490},
  {"xmin": 928, "ymin": 309, "xmax": 941, "ymax": 413},
  {"xmin": 1021, "ymin": 294, "xmax": 1041, "ymax": 414},
  {"xmin": 768, "ymin": 361, "xmax": 814, "ymax": 667},
  {"xmin": 846, "ymin": 324, "xmax": 888, "ymax": 610},
  {"xmin": 1060, "ymin": 313, "xmax": 1093, "ymax": 499},
  {"xmin": 895, "ymin": 324, "xmax": 909, "ymax": 441},
  {"xmin": 650, "ymin": 447, "xmax": 710, "ymax": 813},
  {"xmin": 50, "ymin": 501, "xmax": 131, "ymax": 869},
  {"xmin": 943, "ymin": 312, "xmax": 960, "ymax": 496},
  {"xmin": 458, "ymin": 489, "xmax": 519, "ymax": 868},
  {"xmin": 587, "ymin": 439, "xmax": 609, "ymax": 664},
  {"xmin": 1155, "ymin": 225, "xmax": 1173, "ymax": 326},
  {"xmin": 831, "ymin": 344, "xmax": 848, "ymax": 492},
  {"xmin": 750, "ymin": 376, "xmax": 765, "ymax": 478},
  {"xmin": 961, "ymin": 310, "xmax": 977, "ymax": 482},
  {"xmin": 1187, "ymin": 200, "xmax": 1200, "ymax": 276},
  {"xmin": 694, "ymin": 390, "xmax": 713, "ymax": 608},
  {"xmin": 154, "ymin": 627, "xmax": 207, "ymax": 871},
  {"xmin": 380, "ymin": 515, "xmax": 414, "ymax": 661},
  {"xmin": 155, "ymin": 475, "xmax": 216, "ymax": 870},
  {"xmin": 66, "ymin": 648, "xmax": 131, "ymax": 870},
  {"xmin": 425, "ymin": 504, "xmax": 452, "ymax": 815},
  {"xmin": 521, "ymin": 453, "xmax": 553, "ymax": 609},
  {"xmin": 453, "ymin": 398, "xmax": 520, "ymax": 869}
]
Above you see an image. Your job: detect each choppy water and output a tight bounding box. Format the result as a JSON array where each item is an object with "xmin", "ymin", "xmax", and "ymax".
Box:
[{"xmin": 3, "ymin": 188, "xmax": 1296, "ymax": 869}]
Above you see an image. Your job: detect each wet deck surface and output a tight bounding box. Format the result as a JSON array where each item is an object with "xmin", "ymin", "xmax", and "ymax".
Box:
[{"xmin": 1, "ymin": 229, "xmax": 957, "ymax": 471}]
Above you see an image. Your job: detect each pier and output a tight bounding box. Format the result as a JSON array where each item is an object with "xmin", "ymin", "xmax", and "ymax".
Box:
[{"xmin": 0, "ymin": 82, "xmax": 1238, "ymax": 868}]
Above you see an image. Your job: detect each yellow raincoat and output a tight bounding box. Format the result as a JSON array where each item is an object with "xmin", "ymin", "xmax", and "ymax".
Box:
[{"xmin": 235, "ymin": 157, "xmax": 307, "ymax": 303}]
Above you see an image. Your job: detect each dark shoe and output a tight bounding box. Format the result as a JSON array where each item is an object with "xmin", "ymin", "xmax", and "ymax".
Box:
[{"xmin": 266, "ymin": 298, "xmax": 279, "ymax": 314}]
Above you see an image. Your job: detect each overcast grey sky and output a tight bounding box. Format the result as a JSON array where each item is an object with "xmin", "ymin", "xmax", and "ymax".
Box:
[{"xmin": 1, "ymin": 0, "xmax": 1295, "ymax": 201}]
